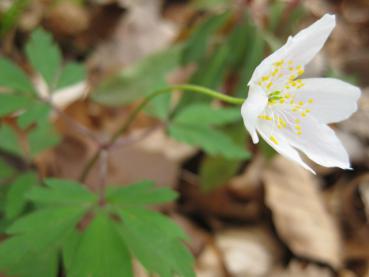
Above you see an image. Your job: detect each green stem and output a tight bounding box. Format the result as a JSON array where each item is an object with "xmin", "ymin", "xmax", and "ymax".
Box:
[
  {"xmin": 109, "ymin": 84, "xmax": 244, "ymax": 144},
  {"xmin": 79, "ymin": 84, "xmax": 244, "ymax": 182}
]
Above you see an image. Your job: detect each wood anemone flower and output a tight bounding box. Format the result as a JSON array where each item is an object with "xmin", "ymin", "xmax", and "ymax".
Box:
[{"xmin": 241, "ymin": 14, "xmax": 361, "ymax": 173}]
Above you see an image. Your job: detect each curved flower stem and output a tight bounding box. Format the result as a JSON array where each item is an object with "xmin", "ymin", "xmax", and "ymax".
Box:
[
  {"xmin": 79, "ymin": 84, "xmax": 244, "ymax": 183},
  {"xmin": 108, "ymin": 84, "xmax": 244, "ymax": 145}
]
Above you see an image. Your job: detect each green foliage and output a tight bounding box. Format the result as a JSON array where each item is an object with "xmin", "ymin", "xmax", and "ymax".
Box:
[
  {"xmin": 17, "ymin": 102, "xmax": 51, "ymax": 129},
  {"xmin": 0, "ymin": 179, "xmax": 194, "ymax": 277},
  {"xmin": 168, "ymin": 104, "xmax": 250, "ymax": 159},
  {"xmin": 106, "ymin": 180, "xmax": 177, "ymax": 206},
  {"xmin": 0, "ymin": 28, "xmax": 87, "ymax": 157},
  {"xmin": 199, "ymin": 155, "xmax": 241, "ymax": 191},
  {"xmin": 0, "ymin": 0, "xmax": 30, "ymax": 36},
  {"xmin": 57, "ymin": 62, "xmax": 86, "ymax": 89},
  {"xmin": 182, "ymin": 12, "xmax": 230, "ymax": 64},
  {"xmin": 0, "ymin": 58, "xmax": 35, "ymax": 95},
  {"xmin": 173, "ymin": 104, "xmax": 240, "ymax": 126},
  {"xmin": 0, "ymin": 94, "xmax": 33, "ymax": 117},
  {"xmin": 26, "ymin": 28, "xmax": 62, "ymax": 88},
  {"xmin": 92, "ymin": 45, "xmax": 183, "ymax": 107},
  {"xmin": 27, "ymin": 121, "xmax": 60, "ymax": 157},
  {"xmin": 64, "ymin": 214, "xmax": 133, "ymax": 277},
  {"xmin": 4, "ymin": 172, "xmax": 38, "ymax": 220},
  {"xmin": 0, "ymin": 125, "xmax": 23, "ymax": 157}
]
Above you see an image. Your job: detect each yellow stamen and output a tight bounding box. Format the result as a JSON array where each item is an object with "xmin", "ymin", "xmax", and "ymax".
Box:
[{"xmin": 270, "ymin": 135, "xmax": 279, "ymax": 145}]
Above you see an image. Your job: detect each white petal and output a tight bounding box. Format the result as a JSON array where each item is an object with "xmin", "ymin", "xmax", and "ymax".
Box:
[
  {"xmin": 291, "ymin": 78, "xmax": 361, "ymax": 124},
  {"xmin": 249, "ymin": 14, "xmax": 335, "ymax": 86},
  {"xmin": 281, "ymin": 113, "xmax": 351, "ymax": 169},
  {"xmin": 257, "ymin": 120, "xmax": 315, "ymax": 173},
  {"xmin": 241, "ymin": 86, "xmax": 268, "ymax": 143}
]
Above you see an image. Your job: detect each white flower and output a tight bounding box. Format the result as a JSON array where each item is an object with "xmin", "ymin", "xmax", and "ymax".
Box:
[{"xmin": 241, "ymin": 14, "xmax": 361, "ymax": 173}]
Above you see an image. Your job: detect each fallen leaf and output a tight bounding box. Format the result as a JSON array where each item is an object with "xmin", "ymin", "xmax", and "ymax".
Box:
[
  {"xmin": 262, "ymin": 156, "xmax": 342, "ymax": 268},
  {"xmin": 216, "ymin": 227, "xmax": 282, "ymax": 277},
  {"xmin": 270, "ymin": 260, "xmax": 333, "ymax": 277}
]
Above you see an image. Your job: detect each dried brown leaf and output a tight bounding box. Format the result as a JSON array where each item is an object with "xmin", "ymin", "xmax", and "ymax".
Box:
[{"xmin": 262, "ymin": 156, "xmax": 342, "ymax": 268}]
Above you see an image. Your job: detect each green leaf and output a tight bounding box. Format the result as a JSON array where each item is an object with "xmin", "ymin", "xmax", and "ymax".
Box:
[
  {"xmin": 27, "ymin": 178, "xmax": 97, "ymax": 207},
  {"xmin": 182, "ymin": 12, "xmax": 230, "ymax": 64},
  {"xmin": 0, "ymin": 58, "xmax": 35, "ymax": 95},
  {"xmin": 66, "ymin": 213, "xmax": 133, "ymax": 277},
  {"xmin": 192, "ymin": 0, "xmax": 230, "ymax": 10},
  {"xmin": 199, "ymin": 155, "xmax": 241, "ymax": 191},
  {"xmin": 0, "ymin": 0, "xmax": 30, "ymax": 37},
  {"xmin": 25, "ymin": 28, "xmax": 62, "ymax": 88},
  {"xmin": 92, "ymin": 45, "xmax": 182, "ymax": 106},
  {"xmin": 173, "ymin": 104, "xmax": 240, "ymax": 126},
  {"xmin": 57, "ymin": 62, "xmax": 86, "ymax": 89},
  {"xmin": 17, "ymin": 102, "xmax": 51, "ymax": 129},
  {"xmin": 106, "ymin": 181, "xmax": 177, "ymax": 207},
  {"xmin": 28, "ymin": 121, "xmax": 60, "ymax": 156},
  {"xmin": 0, "ymin": 206, "xmax": 85, "ymax": 277},
  {"xmin": 5, "ymin": 172, "xmax": 38, "ymax": 220},
  {"xmin": 116, "ymin": 207, "xmax": 194, "ymax": 277},
  {"xmin": 235, "ymin": 29, "xmax": 266, "ymax": 97},
  {"xmin": 0, "ymin": 125, "xmax": 23, "ymax": 157},
  {"xmin": 168, "ymin": 123, "xmax": 249, "ymax": 159},
  {"xmin": 0, "ymin": 159, "xmax": 15, "ymax": 181},
  {"xmin": 0, "ymin": 94, "xmax": 32, "ymax": 117}
]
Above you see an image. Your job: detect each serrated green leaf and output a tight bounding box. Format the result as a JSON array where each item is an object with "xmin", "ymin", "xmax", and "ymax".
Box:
[
  {"xmin": 92, "ymin": 45, "xmax": 182, "ymax": 106},
  {"xmin": 0, "ymin": 58, "xmax": 35, "ymax": 95},
  {"xmin": 116, "ymin": 208, "xmax": 194, "ymax": 277},
  {"xmin": 106, "ymin": 181, "xmax": 177, "ymax": 207},
  {"xmin": 0, "ymin": 206, "xmax": 85, "ymax": 277},
  {"xmin": 0, "ymin": 125, "xmax": 23, "ymax": 157},
  {"xmin": 182, "ymin": 12, "xmax": 230, "ymax": 64},
  {"xmin": 25, "ymin": 28, "xmax": 62, "ymax": 88},
  {"xmin": 66, "ymin": 213, "xmax": 133, "ymax": 277},
  {"xmin": 27, "ymin": 178, "xmax": 97, "ymax": 207},
  {"xmin": 28, "ymin": 121, "xmax": 60, "ymax": 156},
  {"xmin": 0, "ymin": 94, "xmax": 33, "ymax": 117},
  {"xmin": 199, "ymin": 155, "xmax": 241, "ymax": 191},
  {"xmin": 17, "ymin": 102, "xmax": 51, "ymax": 129},
  {"xmin": 173, "ymin": 104, "xmax": 240, "ymax": 126},
  {"xmin": 57, "ymin": 62, "xmax": 86, "ymax": 90},
  {"xmin": 168, "ymin": 123, "xmax": 249, "ymax": 159},
  {"xmin": 5, "ymin": 171, "xmax": 38, "ymax": 220}
]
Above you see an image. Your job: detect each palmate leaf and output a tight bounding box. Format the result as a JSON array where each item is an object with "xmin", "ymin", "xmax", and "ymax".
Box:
[{"xmin": 106, "ymin": 181, "xmax": 194, "ymax": 277}]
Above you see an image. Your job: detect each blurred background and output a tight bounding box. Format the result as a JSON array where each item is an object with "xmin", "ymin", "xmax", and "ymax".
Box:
[{"xmin": 1, "ymin": 0, "xmax": 369, "ymax": 276}]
